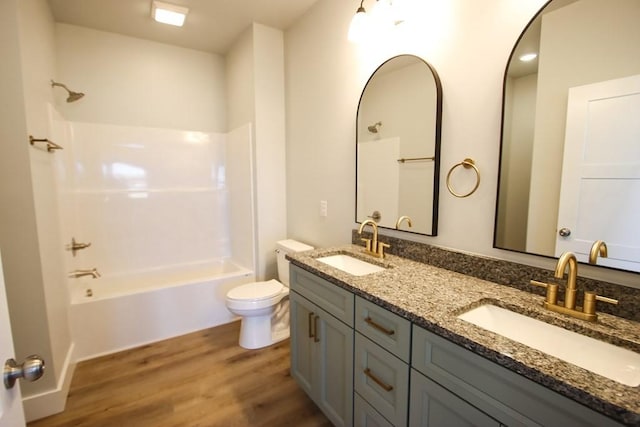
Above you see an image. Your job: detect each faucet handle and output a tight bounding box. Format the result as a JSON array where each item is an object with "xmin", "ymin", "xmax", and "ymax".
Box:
[
  {"xmin": 583, "ymin": 291, "xmax": 618, "ymax": 316},
  {"xmin": 376, "ymin": 242, "xmax": 390, "ymax": 258},
  {"xmin": 530, "ymin": 280, "xmax": 559, "ymax": 305},
  {"xmin": 361, "ymin": 238, "xmax": 372, "ymax": 252}
]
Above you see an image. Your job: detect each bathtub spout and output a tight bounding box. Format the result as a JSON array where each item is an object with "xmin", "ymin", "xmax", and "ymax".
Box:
[{"xmin": 68, "ymin": 268, "xmax": 101, "ymax": 279}]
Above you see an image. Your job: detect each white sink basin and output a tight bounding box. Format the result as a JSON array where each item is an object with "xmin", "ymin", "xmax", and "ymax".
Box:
[
  {"xmin": 316, "ymin": 254, "xmax": 385, "ymax": 276},
  {"xmin": 458, "ymin": 304, "xmax": 640, "ymax": 386}
]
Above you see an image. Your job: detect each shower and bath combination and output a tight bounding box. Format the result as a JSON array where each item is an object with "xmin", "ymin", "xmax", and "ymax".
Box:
[{"xmin": 51, "ymin": 80, "xmax": 84, "ymax": 102}]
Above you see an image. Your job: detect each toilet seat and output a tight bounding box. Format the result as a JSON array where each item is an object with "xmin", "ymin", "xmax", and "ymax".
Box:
[{"xmin": 226, "ymin": 279, "xmax": 288, "ymax": 310}]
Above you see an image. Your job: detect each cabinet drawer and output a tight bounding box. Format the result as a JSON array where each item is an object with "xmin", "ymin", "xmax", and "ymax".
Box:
[
  {"xmin": 355, "ymin": 332, "xmax": 409, "ymax": 427},
  {"xmin": 412, "ymin": 326, "xmax": 623, "ymax": 427},
  {"xmin": 409, "ymin": 369, "xmax": 500, "ymax": 427},
  {"xmin": 354, "ymin": 392, "xmax": 394, "ymax": 427},
  {"xmin": 355, "ymin": 296, "xmax": 411, "ymax": 363},
  {"xmin": 290, "ymin": 265, "xmax": 354, "ymax": 326}
]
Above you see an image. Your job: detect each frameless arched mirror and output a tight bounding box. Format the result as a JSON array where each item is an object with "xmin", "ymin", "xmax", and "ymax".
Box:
[
  {"xmin": 494, "ymin": 0, "xmax": 640, "ymax": 273},
  {"xmin": 356, "ymin": 55, "xmax": 442, "ymax": 236}
]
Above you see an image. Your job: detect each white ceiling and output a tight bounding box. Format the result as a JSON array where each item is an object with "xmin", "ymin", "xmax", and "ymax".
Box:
[{"xmin": 47, "ymin": 0, "xmax": 320, "ymax": 54}]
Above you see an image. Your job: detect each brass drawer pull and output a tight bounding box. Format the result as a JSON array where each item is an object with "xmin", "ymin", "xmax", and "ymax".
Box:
[
  {"xmin": 364, "ymin": 368, "xmax": 393, "ymax": 392},
  {"xmin": 364, "ymin": 317, "xmax": 395, "ymax": 336},
  {"xmin": 308, "ymin": 312, "xmax": 315, "ymax": 338},
  {"xmin": 313, "ymin": 315, "xmax": 320, "ymax": 343}
]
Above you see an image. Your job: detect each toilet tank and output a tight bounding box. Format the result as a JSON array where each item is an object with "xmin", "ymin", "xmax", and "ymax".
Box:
[{"xmin": 275, "ymin": 239, "xmax": 313, "ymax": 286}]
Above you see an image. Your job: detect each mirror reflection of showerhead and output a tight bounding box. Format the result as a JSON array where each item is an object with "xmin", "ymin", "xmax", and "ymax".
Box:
[
  {"xmin": 368, "ymin": 121, "xmax": 382, "ymax": 133},
  {"xmin": 51, "ymin": 80, "xmax": 85, "ymax": 103}
]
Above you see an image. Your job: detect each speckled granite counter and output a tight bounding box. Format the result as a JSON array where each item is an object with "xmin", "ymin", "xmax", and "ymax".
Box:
[{"xmin": 288, "ymin": 245, "xmax": 640, "ymax": 426}]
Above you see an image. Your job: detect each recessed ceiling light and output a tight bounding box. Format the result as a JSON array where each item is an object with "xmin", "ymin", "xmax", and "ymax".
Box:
[
  {"xmin": 152, "ymin": 1, "xmax": 188, "ymax": 27},
  {"xmin": 519, "ymin": 53, "xmax": 538, "ymax": 62}
]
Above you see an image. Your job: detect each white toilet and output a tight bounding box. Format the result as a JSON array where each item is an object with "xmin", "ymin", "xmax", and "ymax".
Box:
[{"xmin": 225, "ymin": 239, "xmax": 313, "ymax": 349}]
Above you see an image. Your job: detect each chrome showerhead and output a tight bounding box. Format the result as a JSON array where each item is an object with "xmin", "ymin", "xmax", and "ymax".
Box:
[{"xmin": 51, "ymin": 80, "xmax": 85, "ymax": 103}]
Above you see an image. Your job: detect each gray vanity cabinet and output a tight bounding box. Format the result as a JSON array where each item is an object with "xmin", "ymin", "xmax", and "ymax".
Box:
[
  {"xmin": 290, "ymin": 266, "xmax": 354, "ymax": 427},
  {"xmin": 290, "ymin": 265, "xmax": 625, "ymax": 427},
  {"xmin": 411, "ymin": 325, "xmax": 624, "ymax": 427},
  {"xmin": 409, "ymin": 370, "xmax": 500, "ymax": 427}
]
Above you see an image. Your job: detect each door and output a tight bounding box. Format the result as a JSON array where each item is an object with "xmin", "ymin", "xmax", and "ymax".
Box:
[
  {"xmin": 556, "ymin": 74, "xmax": 640, "ymax": 271},
  {"xmin": 0, "ymin": 253, "xmax": 26, "ymax": 427}
]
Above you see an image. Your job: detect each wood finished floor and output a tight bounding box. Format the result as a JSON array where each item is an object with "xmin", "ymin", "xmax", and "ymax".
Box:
[{"xmin": 28, "ymin": 321, "xmax": 331, "ymax": 427}]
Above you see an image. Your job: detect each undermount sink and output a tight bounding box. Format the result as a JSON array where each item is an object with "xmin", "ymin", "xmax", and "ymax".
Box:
[
  {"xmin": 316, "ymin": 254, "xmax": 386, "ymax": 276},
  {"xmin": 458, "ymin": 304, "xmax": 640, "ymax": 387}
]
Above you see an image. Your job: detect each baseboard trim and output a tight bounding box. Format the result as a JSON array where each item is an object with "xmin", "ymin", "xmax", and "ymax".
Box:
[{"xmin": 23, "ymin": 342, "xmax": 76, "ymax": 422}]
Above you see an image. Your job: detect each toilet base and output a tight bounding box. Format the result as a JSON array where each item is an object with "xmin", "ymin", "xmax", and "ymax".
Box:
[
  {"xmin": 237, "ymin": 298, "xmax": 290, "ymax": 349},
  {"xmin": 238, "ymin": 315, "xmax": 290, "ymax": 349}
]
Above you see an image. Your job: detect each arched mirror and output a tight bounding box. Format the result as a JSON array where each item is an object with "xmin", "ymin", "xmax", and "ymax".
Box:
[
  {"xmin": 356, "ymin": 54, "xmax": 442, "ymax": 236},
  {"xmin": 494, "ymin": 0, "xmax": 640, "ymax": 272}
]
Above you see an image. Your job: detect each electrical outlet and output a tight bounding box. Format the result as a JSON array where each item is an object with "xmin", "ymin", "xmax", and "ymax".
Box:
[{"xmin": 320, "ymin": 200, "xmax": 328, "ymax": 217}]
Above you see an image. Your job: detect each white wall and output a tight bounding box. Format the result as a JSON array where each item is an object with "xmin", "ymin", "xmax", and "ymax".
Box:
[
  {"xmin": 226, "ymin": 24, "xmax": 288, "ymax": 280},
  {"xmin": 0, "ymin": 0, "xmax": 75, "ymax": 420},
  {"xmin": 55, "ymin": 24, "xmax": 226, "ymax": 132},
  {"xmin": 497, "ymin": 73, "xmax": 537, "ymax": 250},
  {"xmin": 285, "ymin": 0, "xmax": 640, "ymax": 287}
]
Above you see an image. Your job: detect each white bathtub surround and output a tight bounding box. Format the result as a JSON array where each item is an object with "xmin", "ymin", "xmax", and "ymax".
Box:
[
  {"xmin": 70, "ymin": 261, "xmax": 254, "ymax": 361},
  {"xmin": 53, "ymin": 120, "xmax": 257, "ymax": 360}
]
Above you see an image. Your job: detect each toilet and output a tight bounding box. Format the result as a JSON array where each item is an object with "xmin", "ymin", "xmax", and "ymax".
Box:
[{"xmin": 225, "ymin": 239, "xmax": 313, "ymax": 349}]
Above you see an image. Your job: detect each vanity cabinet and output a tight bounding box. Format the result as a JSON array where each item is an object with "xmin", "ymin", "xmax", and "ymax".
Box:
[
  {"xmin": 289, "ymin": 266, "xmax": 354, "ymax": 427},
  {"xmin": 290, "ymin": 264, "xmax": 625, "ymax": 427},
  {"xmin": 411, "ymin": 325, "xmax": 624, "ymax": 427}
]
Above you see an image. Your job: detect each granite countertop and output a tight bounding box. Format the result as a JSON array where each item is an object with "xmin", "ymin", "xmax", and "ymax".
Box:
[{"xmin": 287, "ymin": 244, "xmax": 640, "ymax": 426}]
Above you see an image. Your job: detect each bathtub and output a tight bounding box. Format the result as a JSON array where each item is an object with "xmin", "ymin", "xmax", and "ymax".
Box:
[{"xmin": 69, "ymin": 260, "xmax": 254, "ymax": 361}]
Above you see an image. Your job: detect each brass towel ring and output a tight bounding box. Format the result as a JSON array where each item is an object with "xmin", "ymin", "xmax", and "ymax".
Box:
[{"xmin": 446, "ymin": 158, "xmax": 480, "ymax": 198}]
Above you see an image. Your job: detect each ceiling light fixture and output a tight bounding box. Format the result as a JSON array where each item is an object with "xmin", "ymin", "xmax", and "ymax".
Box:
[
  {"xmin": 519, "ymin": 53, "xmax": 538, "ymax": 62},
  {"xmin": 152, "ymin": 1, "xmax": 188, "ymax": 27}
]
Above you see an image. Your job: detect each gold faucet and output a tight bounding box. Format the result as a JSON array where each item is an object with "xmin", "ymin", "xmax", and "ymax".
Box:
[
  {"xmin": 358, "ymin": 219, "xmax": 390, "ymax": 258},
  {"xmin": 555, "ymin": 252, "xmax": 578, "ymax": 309},
  {"xmin": 589, "ymin": 240, "xmax": 608, "ymax": 264},
  {"xmin": 395, "ymin": 215, "xmax": 412, "ymax": 229},
  {"xmin": 531, "ymin": 251, "xmax": 618, "ymax": 322},
  {"xmin": 68, "ymin": 268, "xmax": 101, "ymax": 279}
]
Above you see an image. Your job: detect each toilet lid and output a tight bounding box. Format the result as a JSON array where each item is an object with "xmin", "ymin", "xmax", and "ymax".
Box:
[{"xmin": 227, "ymin": 279, "xmax": 284, "ymax": 301}]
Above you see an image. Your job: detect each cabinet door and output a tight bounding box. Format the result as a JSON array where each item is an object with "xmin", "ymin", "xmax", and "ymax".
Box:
[
  {"xmin": 290, "ymin": 291, "xmax": 315, "ymax": 397},
  {"xmin": 316, "ymin": 302, "xmax": 354, "ymax": 427},
  {"xmin": 354, "ymin": 392, "xmax": 394, "ymax": 427},
  {"xmin": 410, "ymin": 369, "xmax": 500, "ymax": 427},
  {"xmin": 290, "ymin": 290, "xmax": 354, "ymax": 427}
]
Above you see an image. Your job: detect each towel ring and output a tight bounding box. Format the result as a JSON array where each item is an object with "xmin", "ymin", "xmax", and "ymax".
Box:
[{"xmin": 446, "ymin": 158, "xmax": 480, "ymax": 198}]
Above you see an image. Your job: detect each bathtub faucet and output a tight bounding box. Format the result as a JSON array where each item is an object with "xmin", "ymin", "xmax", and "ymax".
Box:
[{"xmin": 68, "ymin": 268, "xmax": 101, "ymax": 279}]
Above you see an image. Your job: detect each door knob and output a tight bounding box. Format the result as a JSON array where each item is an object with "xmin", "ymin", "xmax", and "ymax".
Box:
[
  {"xmin": 4, "ymin": 355, "xmax": 45, "ymax": 389},
  {"xmin": 558, "ymin": 228, "xmax": 571, "ymax": 237}
]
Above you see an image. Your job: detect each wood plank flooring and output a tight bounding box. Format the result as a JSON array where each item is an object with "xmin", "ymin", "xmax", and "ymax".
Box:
[{"xmin": 28, "ymin": 321, "xmax": 331, "ymax": 427}]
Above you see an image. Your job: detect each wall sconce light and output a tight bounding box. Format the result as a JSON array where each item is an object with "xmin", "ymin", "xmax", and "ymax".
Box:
[
  {"xmin": 348, "ymin": 0, "xmax": 407, "ymax": 43},
  {"xmin": 348, "ymin": 0, "xmax": 369, "ymax": 43},
  {"xmin": 152, "ymin": 1, "xmax": 189, "ymax": 27}
]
